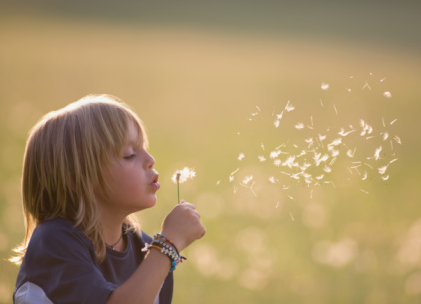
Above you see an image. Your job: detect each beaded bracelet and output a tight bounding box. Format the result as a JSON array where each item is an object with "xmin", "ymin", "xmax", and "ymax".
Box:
[
  {"xmin": 143, "ymin": 235, "xmax": 186, "ymax": 272},
  {"xmin": 153, "ymin": 233, "xmax": 181, "ymax": 255}
]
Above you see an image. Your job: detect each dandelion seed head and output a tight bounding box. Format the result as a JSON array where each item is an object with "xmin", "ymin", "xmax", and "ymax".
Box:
[
  {"xmin": 238, "ymin": 153, "xmax": 245, "ymax": 161},
  {"xmin": 172, "ymin": 167, "xmax": 196, "ymax": 184},
  {"xmin": 274, "ymin": 120, "xmax": 280, "ymax": 128}
]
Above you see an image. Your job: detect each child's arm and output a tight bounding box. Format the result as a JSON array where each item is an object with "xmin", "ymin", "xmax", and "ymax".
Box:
[{"xmin": 107, "ymin": 201, "xmax": 205, "ymax": 304}]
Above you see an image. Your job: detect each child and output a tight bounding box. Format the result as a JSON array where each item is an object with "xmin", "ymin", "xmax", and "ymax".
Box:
[{"xmin": 11, "ymin": 94, "xmax": 206, "ymax": 304}]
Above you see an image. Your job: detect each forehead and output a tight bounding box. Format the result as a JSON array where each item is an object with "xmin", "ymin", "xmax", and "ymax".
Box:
[{"xmin": 125, "ymin": 119, "xmax": 145, "ymax": 148}]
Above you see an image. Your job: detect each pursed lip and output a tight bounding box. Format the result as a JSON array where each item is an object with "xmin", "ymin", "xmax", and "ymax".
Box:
[{"xmin": 150, "ymin": 174, "xmax": 160, "ymax": 190}]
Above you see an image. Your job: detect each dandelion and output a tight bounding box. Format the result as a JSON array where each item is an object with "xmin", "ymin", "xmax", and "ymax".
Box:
[
  {"xmin": 273, "ymin": 120, "xmax": 280, "ymax": 128},
  {"xmin": 268, "ymin": 176, "xmax": 277, "ymax": 184},
  {"xmin": 172, "ymin": 167, "xmax": 196, "ymax": 203},
  {"xmin": 321, "ymin": 83, "xmax": 330, "ymax": 90},
  {"xmin": 238, "ymin": 153, "xmax": 245, "ymax": 161}
]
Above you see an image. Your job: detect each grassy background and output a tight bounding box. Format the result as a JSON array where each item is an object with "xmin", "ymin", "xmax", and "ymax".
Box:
[{"xmin": 1, "ymin": 1, "xmax": 421, "ymax": 303}]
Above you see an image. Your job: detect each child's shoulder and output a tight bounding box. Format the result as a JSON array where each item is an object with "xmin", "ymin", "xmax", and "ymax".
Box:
[{"xmin": 28, "ymin": 217, "xmax": 93, "ymax": 254}]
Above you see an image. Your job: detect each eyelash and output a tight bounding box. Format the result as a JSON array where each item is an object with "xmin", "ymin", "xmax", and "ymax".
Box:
[{"xmin": 124, "ymin": 154, "xmax": 136, "ymax": 160}]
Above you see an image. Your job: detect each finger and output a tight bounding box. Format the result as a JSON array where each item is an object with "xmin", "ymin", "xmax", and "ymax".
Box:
[{"xmin": 179, "ymin": 202, "xmax": 196, "ymax": 210}]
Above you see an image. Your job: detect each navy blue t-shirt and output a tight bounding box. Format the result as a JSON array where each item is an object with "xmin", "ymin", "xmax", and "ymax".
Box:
[{"xmin": 14, "ymin": 217, "xmax": 173, "ymax": 304}]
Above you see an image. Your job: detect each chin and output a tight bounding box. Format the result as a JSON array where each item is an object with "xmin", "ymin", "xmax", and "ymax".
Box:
[{"xmin": 144, "ymin": 196, "xmax": 157, "ymax": 209}]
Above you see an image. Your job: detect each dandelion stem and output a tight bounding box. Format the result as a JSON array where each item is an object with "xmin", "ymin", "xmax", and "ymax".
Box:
[{"xmin": 176, "ymin": 173, "xmax": 181, "ymax": 203}]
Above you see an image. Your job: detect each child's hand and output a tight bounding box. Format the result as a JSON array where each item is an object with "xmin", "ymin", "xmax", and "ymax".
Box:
[{"xmin": 160, "ymin": 200, "xmax": 205, "ymax": 252}]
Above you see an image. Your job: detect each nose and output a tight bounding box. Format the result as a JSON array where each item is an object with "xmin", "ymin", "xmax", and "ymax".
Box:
[{"xmin": 146, "ymin": 152, "xmax": 155, "ymax": 169}]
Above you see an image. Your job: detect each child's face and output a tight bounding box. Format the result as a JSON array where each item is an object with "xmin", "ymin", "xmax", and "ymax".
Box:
[{"xmin": 98, "ymin": 121, "xmax": 160, "ymax": 216}]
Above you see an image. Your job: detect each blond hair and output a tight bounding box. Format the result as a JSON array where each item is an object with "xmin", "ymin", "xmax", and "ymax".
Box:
[{"xmin": 11, "ymin": 94, "xmax": 147, "ymax": 264}]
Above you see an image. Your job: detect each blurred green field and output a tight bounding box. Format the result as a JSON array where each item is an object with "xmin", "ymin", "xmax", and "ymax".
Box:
[{"xmin": 1, "ymin": 5, "xmax": 421, "ymax": 304}]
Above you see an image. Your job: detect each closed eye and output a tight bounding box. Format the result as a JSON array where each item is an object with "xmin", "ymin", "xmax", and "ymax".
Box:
[{"xmin": 124, "ymin": 154, "xmax": 136, "ymax": 160}]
